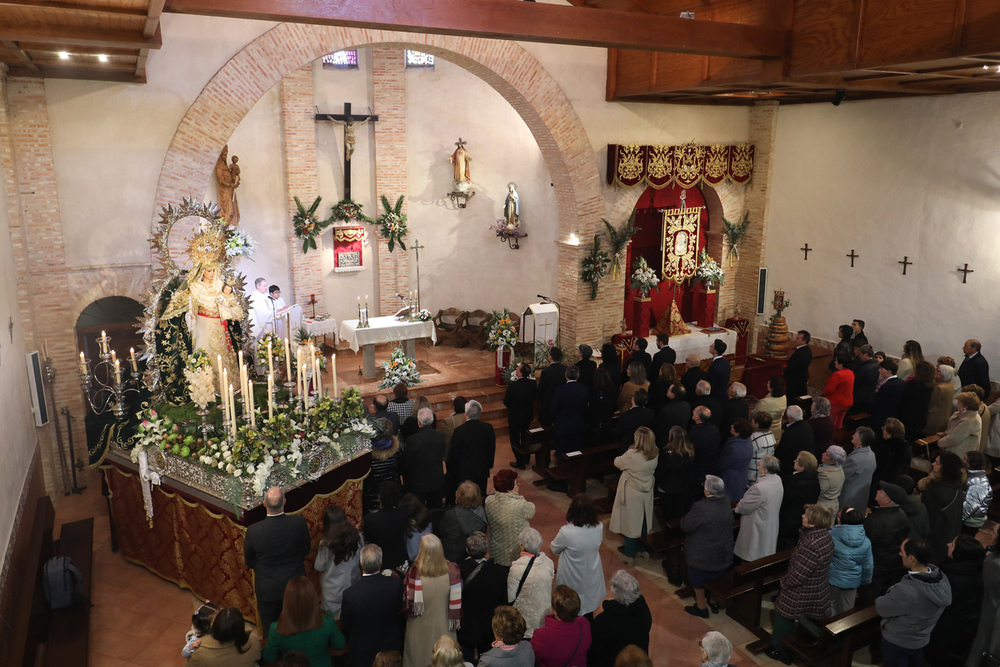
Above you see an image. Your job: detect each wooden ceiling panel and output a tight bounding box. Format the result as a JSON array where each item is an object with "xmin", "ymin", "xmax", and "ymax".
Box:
[
  {"xmin": 788, "ymin": 0, "xmax": 859, "ymax": 75},
  {"xmin": 706, "ymin": 55, "xmax": 762, "ymax": 81},
  {"xmin": 858, "ymin": 0, "xmax": 957, "ymax": 65},
  {"xmin": 650, "ymin": 53, "xmax": 707, "ymax": 90},
  {"xmin": 611, "ymin": 49, "xmax": 657, "ymax": 95},
  {"xmin": 960, "ymin": 1, "xmax": 1000, "ymax": 53}
]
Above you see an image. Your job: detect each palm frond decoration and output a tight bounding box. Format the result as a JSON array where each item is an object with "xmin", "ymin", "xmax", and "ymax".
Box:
[
  {"xmin": 602, "ymin": 210, "xmax": 638, "ymax": 279},
  {"xmin": 292, "ymin": 195, "xmax": 332, "ymax": 254},
  {"xmin": 370, "ymin": 195, "xmax": 408, "ymax": 252},
  {"xmin": 723, "ymin": 212, "xmax": 751, "ymax": 266}
]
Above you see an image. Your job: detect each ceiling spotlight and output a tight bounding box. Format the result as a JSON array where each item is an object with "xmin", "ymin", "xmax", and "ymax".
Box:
[
  {"xmin": 984, "ymin": 65, "xmax": 989, "ymax": 70},
  {"xmin": 97, "ymin": 54, "xmax": 108, "ymax": 63},
  {"xmin": 58, "ymin": 51, "xmax": 69, "ymax": 60}
]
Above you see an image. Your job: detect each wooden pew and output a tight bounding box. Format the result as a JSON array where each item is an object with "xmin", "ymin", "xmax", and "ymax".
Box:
[
  {"xmin": 781, "ymin": 605, "xmax": 881, "ymax": 667},
  {"xmin": 43, "ymin": 518, "xmax": 94, "ymax": 667},
  {"xmin": 706, "ymin": 549, "xmax": 793, "ymax": 645},
  {"xmin": 8, "ymin": 496, "xmax": 55, "ymax": 667},
  {"xmin": 520, "ymin": 426, "xmax": 553, "ymax": 475},
  {"xmin": 534, "ymin": 442, "xmax": 620, "ymax": 497}
]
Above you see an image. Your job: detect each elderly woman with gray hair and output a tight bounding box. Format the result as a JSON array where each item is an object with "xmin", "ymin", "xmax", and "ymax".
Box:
[
  {"xmin": 817, "ymin": 445, "xmax": 846, "ymax": 513},
  {"xmin": 506, "ymin": 527, "xmax": 555, "ymax": 639},
  {"xmin": 587, "ymin": 570, "xmax": 652, "ymax": 667},
  {"xmin": 680, "ymin": 475, "xmax": 735, "ymax": 618},
  {"xmin": 700, "ymin": 631, "xmax": 736, "ymax": 667},
  {"xmin": 734, "ymin": 455, "xmax": 784, "ymax": 562}
]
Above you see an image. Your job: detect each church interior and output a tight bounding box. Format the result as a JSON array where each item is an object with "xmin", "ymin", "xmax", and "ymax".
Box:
[{"xmin": 3, "ymin": 0, "xmax": 1000, "ymax": 665}]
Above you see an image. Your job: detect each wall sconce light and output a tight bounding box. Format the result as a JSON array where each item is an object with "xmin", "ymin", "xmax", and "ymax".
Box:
[{"xmin": 567, "ymin": 233, "xmax": 580, "ymax": 246}]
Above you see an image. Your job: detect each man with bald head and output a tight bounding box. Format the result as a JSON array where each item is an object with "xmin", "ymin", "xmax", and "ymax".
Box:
[
  {"xmin": 244, "ymin": 486, "xmax": 311, "ymax": 632},
  {"xmin": 959, "ymin": 339, "xmax": 991, "ymax": 399}
]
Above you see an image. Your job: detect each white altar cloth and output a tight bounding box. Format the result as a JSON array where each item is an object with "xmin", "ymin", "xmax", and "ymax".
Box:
[
  {"xmin": 644, "ymin": 325, "xmax": 738, "ymax": 362},
  {"xmin": 304, "ymin": 317, "xmax": 338, "ymax": 338},
  {"xmin": 339, "ymin": 316, "xmax": 436, "ymax": 353}
]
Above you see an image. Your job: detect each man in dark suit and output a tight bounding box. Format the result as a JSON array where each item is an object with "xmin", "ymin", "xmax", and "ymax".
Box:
[
  {"xmin": 550, "ymin": 364, "xmax": 590, "ymax": 459},
  {"xmin": 692, "ymin": 380, "xmax": 722, "ymax": 428},
  {"xmin": 871, "ymin": 358, "xmax": 904, "ymax": 431},
  {"xmin": 782, "ymin": 330, "xmax": 813, "ymax": 399},
  {"xmin": 650, "ymin": 332, "xmax": 677, "ymax": 381},
  {"xmin": 624, "ymin": 337, "xmax": 653, "ymax": 382},
  {"xmin": 362, "ymin": 481, "xmax": 408, "ymax": 572},
  {"xmin": 850, "ymin": 345, "xmax": 881, "ymax": 414},
  {"xmin": 341, "ymin": 544, "xmax": 405, "ymax": 667},
  {"xmin": 681, "ymin": 354, "xmax": 708, "ymax": 400},
  {"xmin": 851, "ymin": 319, "xmax": 869, "ymax": 352},
  {"xmin": 720, "ymin": 382, "xmax": 750, "ymax": 439},
  {"xmin": 615, "ymin": 388, "xmax": 655, "ymax": 454},
  {"xmin": 457, "ymin": 531, "xmax": 510, "ymax": 662},
  {"xmin": 505, "ymin": 363, "xmax": 537, "ymax": 470},
  {"xmin": 706, "ymin": 339, "xmax": 731, "ymax": 401},
  {"xmin": 401, "ymin": 408, "xmax": 446, "ymax": 508},
  {"xmin": 655, "ymin": 383, "xmax": 692, "ymax": 445},
  {"xmin": 775, "ymin": 406, "xmax": 816, "ymax": 478},
  {"xmin": 244, "ymin": 486, "xmax": 311, "ymax": 633},
  {"xmin": 688, "ymin": 405, "xmax": 721, "ymax": 480},
  {"xmin": 372, "ymin": 394, "xmax": 400, "ymax": 433},
  {"xmin": 537, "ymin": 347, "xmax": 567, "ymax": 427},
  {"xmin": 576, "ymin": 344, "xmax": 597, "ymax": 390},
  {"xmin": 959, "ymin": 339, "xmax": 991, "ymax": 399},
  {"xmin": 449, "ymin": 400, "xmax": 497, "ymax": 499}
]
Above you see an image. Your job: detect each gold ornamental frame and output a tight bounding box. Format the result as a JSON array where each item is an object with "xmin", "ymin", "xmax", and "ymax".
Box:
[{"xmin": 660, "ymin": 205, "xmax": 704, "ymax": 284}]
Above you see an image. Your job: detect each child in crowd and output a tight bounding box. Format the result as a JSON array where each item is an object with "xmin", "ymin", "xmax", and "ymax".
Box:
[{"xmin": 182, "ymin": 602, "xmax": 219, "ymax": 658}]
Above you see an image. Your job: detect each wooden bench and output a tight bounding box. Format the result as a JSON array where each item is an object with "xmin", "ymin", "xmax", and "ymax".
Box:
[
  {"xmin": 706, "ymin": 549, "xmax": 793, "ymax": 645},
  {"xmin": 8, "ymin": 496, "xmax": 55, "ymax": 667},
  {"xmin": 43, "ymin": 518, "xmax": 94, "ymax": 667},
  {"xmin": 781, "ymin": 605, "xmax": 881, "ymax": 667},
  {"xmin": 534, "ymin": 442, "xmax": 619, "ymax": 497},
  {"xmin": 516, "ymin": 426, "xmax": 552, "ymax": 474}
]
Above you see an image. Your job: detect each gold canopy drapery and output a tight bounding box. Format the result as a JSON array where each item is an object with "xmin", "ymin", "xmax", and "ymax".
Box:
[{"xmin": 608, "ymin": 142, "xmax": 754, "ymax": 189}]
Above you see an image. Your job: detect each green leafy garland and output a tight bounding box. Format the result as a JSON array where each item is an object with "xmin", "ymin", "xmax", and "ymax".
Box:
[
  {"xmin": 602, "ymin": 211, "xmax": 638, "ymax": 279},
  {"xmin": 370, "ymin": 195, "xmax": 408, "ymax": 252},
  {"xmin": 331, "ymin": 198, "xmax": 367, "ymax": 223},
  {"xmin": 292, "ymin": 196, "xmax": 333, "ymax": 253},
  {"xmin": 723, "ymin": 212, "xmax": 751, "ymax": 266},
  {"xmin": 580, "ymin": 235, "xmax": 610, "ymax": 300}
]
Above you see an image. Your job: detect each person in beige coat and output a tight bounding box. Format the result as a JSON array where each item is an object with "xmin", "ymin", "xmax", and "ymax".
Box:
[
  {"xmin": 817, "ymin": 445, "xmax": 846, "ymax": 514},
  {"xmin": 925, "ymin": 365, "xmax": 956, "ymax": 435},
  {"xmin": 610, "ymin": 426, "xmax": 659, "ymax": 566},
  {"xmin": 937, "ymin": 392, "xmax": 983, "ymax": 459},
  {"xmin": 734, "ymin": 455, "xmax": 784, "ymax": 562}
]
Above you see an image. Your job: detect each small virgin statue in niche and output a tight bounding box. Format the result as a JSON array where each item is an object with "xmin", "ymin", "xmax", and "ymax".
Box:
[{"xmin": 503, "ymin": 182, "xmax": 520, "ymax": 232}]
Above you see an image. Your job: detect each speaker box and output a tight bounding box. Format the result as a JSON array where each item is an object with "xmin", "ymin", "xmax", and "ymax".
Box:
[
  {"xmin": 756, "ymin": 268, "xmax": 768, "ymax": 315},
  {"xmin": 25, "ymin": 351, "xmax": 50, "ymax": 427}
]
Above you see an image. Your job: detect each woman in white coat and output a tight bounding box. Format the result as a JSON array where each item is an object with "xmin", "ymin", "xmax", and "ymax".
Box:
[
  {"xmin": 610, "ymin": 426, "xmax": 659, "ymax": 566},
  {"xmin": 551, "ymin": 494, "xmax": 605, "ymax": 617},
  {"xmin": 734, "ymin": 455, "xmax": 784, "ymax": 562}
]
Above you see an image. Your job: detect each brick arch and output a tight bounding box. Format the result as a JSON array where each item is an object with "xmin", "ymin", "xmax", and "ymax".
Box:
[
  {"xmin": 67, "ymin": 267, "xmax": 151, "ymax": 325},
  {"xmin": 152, "ymin": 24, "xmax": 604, "ymax": 342}
]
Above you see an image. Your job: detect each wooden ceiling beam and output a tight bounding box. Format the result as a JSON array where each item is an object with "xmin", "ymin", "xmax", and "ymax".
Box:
[
  {"xmin": 790, "ymin": 74, "xmax": 949, "ymax": 95},
  {"xmin": 6, "ymin": 62, "xmax": 146, "ymax": 83},
  {"xmin": 2, "ymin": 40, "xmax": 40, "ymax": 74},
  {"xmin": 144, "ymin": 0, "xmax": 166, "ymax": 39},
  {"xmin": 163, "ymin": 0, "xmax": 786, "ymax": 58},
  {"xmin": 0, "ymin": 25, "xmax": 162, "ymax": 50},
  {"xmin": 0, "ymin": 1, "xmax": 147, "ymax": 18}
]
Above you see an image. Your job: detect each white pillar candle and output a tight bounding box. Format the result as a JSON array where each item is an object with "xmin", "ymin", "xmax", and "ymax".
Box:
[
  {"xmin": 217, "ymin": 354, "xmax": 224, "ymax": 395},
  {"xmin": 79, "ymin": 351, "xmax": 87, "ymax": 376},
  {"xmin": 129, "ymin": 347, "xmax": 138, "ymax": 374},
  {"xmin": 242, "ymin": 365, "xmax": 250, "ymax": 418},
  {"xmin": 248, "ymin": 380, "xmax": 255, "ymax": 429},
  {"xmin": 267, "ymin": 373, "xmax": 274, "ymax": 421},
  {"xmin": 284, "ymin": 338, "xmax": 292, "ymax": 381},
  {"xmin": 331, "ymin": 354, "xmax": 338, "ymax": 396},
  {"xmin": 229, "ymin": 383, "xmax": 236, "ymax": 428},
  {"xmin": 267, "ymin": 340, "xmax": 274, "ymax": 378},
  {"xmin": 222, "ymin": 368, "xmax": 229, "ymax": 418}
]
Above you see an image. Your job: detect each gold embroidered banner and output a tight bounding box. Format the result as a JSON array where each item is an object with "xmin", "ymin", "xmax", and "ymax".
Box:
[
  {"xmin": 608, "ymin": 142, "xmax": 754, "ymax": 188},
  {"xmin": 661, "ymin": 206, "xmax": 702, "ymax": 284}
]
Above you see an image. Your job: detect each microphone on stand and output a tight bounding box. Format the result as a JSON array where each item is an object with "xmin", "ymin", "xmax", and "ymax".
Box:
[
  {"xmin": 537, "ymin": 294, "xmax": 551, "ymax": 302},
  {"xmin": 395, "ymin": 293, "xmax": 408, "ymax": 301}
]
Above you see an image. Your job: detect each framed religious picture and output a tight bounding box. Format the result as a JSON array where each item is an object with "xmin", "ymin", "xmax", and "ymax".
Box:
[
  {"xmin": 660, "ymin": 206, "xmax": 701, "ymax": 284},
  {"xmin": 333, "ymin": 226, "xmax": 365, "ymax": 272}
]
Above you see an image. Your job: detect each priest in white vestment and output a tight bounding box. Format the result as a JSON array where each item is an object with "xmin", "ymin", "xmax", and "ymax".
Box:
[{"xmin": 248, "ymin": 277, "xmax": 271, "ymax": 339}]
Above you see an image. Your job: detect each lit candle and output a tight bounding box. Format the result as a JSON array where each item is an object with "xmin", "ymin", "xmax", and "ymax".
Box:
[
  {"xmin": 129, "ymin": 347, "xmax": 138, "ymax": 374},
  {"xmin": 284, "ymin": 337, "xmax": 292, "ymax": 382},
  {"xmin": 222, "ymin": 368, "xmax": 229, "ymax": 418},
  {"xmin": 99, "ymin": 331, "xmax": 108, "ymax": 355},
  {"xmin": 114, "ymin": 359, "xmax": 122, "ymax": 383},
  {"xmin": 42, "ymin": 340, "xmax": 48, "ymax": 359},
  {"xmin": 111, "ymin": 349, "xmax": 117, "ymax": 365},
  {"xmin": 267, "ymin": 340, "xmax": 274, "ymax": 378},
  {"xmin": 238, "ymin": 350, "xmax": 244, "ymax": 375},
  {"xmin": 267, "ymin": 373, "xmax": 274, "ymax": 421},
  {"xmin": 79, "ymin": 351, "xmax": 87, "ymax": 376},
  {"xmin": 331, "ymin": 354, "xmax": 338, "ymax": 395}
]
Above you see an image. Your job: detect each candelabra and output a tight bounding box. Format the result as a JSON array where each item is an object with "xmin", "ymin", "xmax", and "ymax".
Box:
[
  {"xmin": 356, "ymin": 301, "xmax": 371, "ymax": 328},
  {"xmin": 78, "ymin": 331, "xmax": 140, "ymax": 420}
]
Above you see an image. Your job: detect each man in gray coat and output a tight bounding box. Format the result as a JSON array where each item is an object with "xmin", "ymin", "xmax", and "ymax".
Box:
[
  {"xmin": 681, "ymin": 475, "xmax": 735, "ymax": 618},
  {"xmin": 876, "ymin": 537, "xmax": 952, "ymax": 667},
  {"xmin": 840, "ymin": 426, "xmax": 877, "ymax": 510}
]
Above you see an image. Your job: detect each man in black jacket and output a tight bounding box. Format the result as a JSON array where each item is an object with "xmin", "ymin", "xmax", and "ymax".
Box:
[
  {"xmin": 689, "ymin": 406, "xmax": 721, "ymax": 480},
  {"xmin": 650, "ymin": 333, "xmax": 677, "ymax": 381},
  {"xmin": 850, "ymin": 345, "xmax": 881, "ymax": 414},
  {"xmin": 615, "ymin": 388, "xmax": 655, "ymax": 454},
  {"xmin": 959, "ymin": 339, "xmax": 991, "ymax": 399},
  {"xmin": 362, "ymin": 482, "xmax": 409, "ymax": 572},
  {"xmin": 782, "ymin": 330, "xmax": 812, "ymax": 399},
  {"xmin": 341, "ymin": 544, "xmax": 405, "ymax": 667},
  {"xmin": 624, "ymin": 337, "xmax": 653, "ymax": 383},
  {"xmin": 861, "ymin": 486, "xmax": 911, "ymax": 603},
  {"xmin": 871, "ymin": 359, "xmax": 905, "ymax": 431},
  {"xmin": 449, "ymin": 400, "xmax": 497, "ymax": 499},
  {"xmin": 537, "ymin": 347, "xmax": 567, "ymax": 426},
  {"xmin": 576, "ymin": 344, "xmax": 597, "ymax": 390},
  {"xmin": 681, "ymin": 354, "xmax": 709, "ymax": 402},
  {"xmin": 505, "ymin": 363, "xmax": 537, "ymax": 470},
  {"xmin": 775, "ymin": 406, "xmax": 816, "ymax": 478},
  {"xmin": 551, "ymin": 364, "xmax": 589, "ymax": 459},
  {"xmin": 402, "ymin": 408, "xmax": 446, "ymax": 508},
  {"xmin": 457, "ymin": 531, "xmax": 510, "ymax": 662},
  {"xmin": 655, "ymin": 383, "xmax": 692, "ymax": 445},
  {"xmin": 244, "ymin": 486, "xmax": 311, "ymax": 633}
]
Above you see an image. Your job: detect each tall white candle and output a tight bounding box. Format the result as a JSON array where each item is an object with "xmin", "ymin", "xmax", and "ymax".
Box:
[
  {"xmin": 267, "ymin": 374, "xmax": 274, "ymax": 421},
  {"xmin": 129, "ymin": 347, "xmax": 138, "ymax": 374},
  {"xmin": 217, "ymin": 354, "xmax": 224, "ymax": 395},
  {"xmin": 222, "ymin": 368, "xmax": 229, "ymax": 418},
  {"xmin": 331, "ymin": 354, "xmax": 338, "ymax": 395},
  {"xmin": 267, "ymin": 340, "xmax": 274, "ymax": 377},
  {"xmin": 79, "ymin": 351, "xmax": 87, "ymax": 376},
  {"xmin": 284, "ymin": 338, "xmax": 292, "ymax": 382},
  {"xmin": 242, "ymin": 365, "xmax": 250, "ymax": 418},
  {"xmin": 247, "ymin": 380, "xmax": 255, "ymax": 429},
  {"xmin": 229, "ymin": 383, "xmax": 236, "ymax": 428}
]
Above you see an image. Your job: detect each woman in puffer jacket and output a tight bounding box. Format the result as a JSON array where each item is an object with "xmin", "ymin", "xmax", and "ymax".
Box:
[
  {"xmin": 963, "ymin": 451, "xmax": 993, "ymax": 533},
  {"xmin": 828, "ymin": 507, "xmax": 873, "ymax": 616}
]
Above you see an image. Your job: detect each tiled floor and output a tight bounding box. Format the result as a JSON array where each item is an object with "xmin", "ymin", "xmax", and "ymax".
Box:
[{"xmin": 55, "ymin": 344, "xmax": 829, "ymax": 666}]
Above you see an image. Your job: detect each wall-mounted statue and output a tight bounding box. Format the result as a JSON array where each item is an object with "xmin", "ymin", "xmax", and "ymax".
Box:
[{"xmin": 215, "ymin": 144, "xmax": 241, "ymax": 226}]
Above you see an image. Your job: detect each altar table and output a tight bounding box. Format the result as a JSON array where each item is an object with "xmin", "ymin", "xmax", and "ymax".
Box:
[
  {"xmin": 644, "ymin": 324, "xmax": 739, "ymax": 362},
  {"xmin": 339, "ymin": 316, "xmax": 436, "ymax": 379},
  {"xmin": 100, "ymin": 449, "xmax": 369, "ymax": 626}
]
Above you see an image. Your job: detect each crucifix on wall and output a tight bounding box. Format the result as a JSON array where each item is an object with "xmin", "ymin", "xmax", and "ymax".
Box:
[{"xmin": 315, "ymin": 103, "xmax": 379, "ymax": 201}]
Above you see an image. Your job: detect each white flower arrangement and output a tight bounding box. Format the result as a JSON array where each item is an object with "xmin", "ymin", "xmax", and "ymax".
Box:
[
  {"xmin": 378, "ymin": 346, "xmax": 422, "ymax": 389},
  {"xmin": 226, "ymin": 229, "xmax": 258, "ymax": 260},
  {"xmin": 630, "ymin": 256, "xmax": 660, "ymax": 297},
  {"xmin": 693, "ymin": 248, "xmax": 725, "ymax": 287},
  {"xmin": 485, "ymin": 309, "xmax": 519, "ymax": 351}
]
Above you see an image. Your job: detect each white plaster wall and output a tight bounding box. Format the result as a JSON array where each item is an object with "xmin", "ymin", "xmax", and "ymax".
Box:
[
  {"xmin": 765, "ymin": 92, "xmax": 1000, "ymax": 367},
  {"xmin": 0, "ymin": 151, "xmax": 42, "ymax": 563},
  {"xmin": 45, "ymin": 14, "xmax": 277, "ymax": 268}
]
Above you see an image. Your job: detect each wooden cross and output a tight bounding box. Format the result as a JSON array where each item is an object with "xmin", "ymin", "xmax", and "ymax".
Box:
[
  {"xmin": 315, "ymin": 102, "xmax": 379, "ymax": 201},
  {"xmin": 958, "ymin": 263, "xmax": 974, "ymax": 283},
  {"xmin": 411, "ymin": 239, "xmax": 426, "ymax": 311},
  {"xmin": 846, "ymin": 249, "xmax": 859, "ymax": 268},
  {"xmin": 800, "ymin": 243, "xmax": 811, "ymax": 260},
  {"xmin": 898, "ymin": 256, "xmax": 912, "ymax": 275}
]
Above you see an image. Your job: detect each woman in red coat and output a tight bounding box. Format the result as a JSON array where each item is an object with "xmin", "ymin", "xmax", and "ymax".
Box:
[
  {"xmin": 823, "ymin": 355, "xmax": 855, "ymax": 429},
  {"xmin": 766, "ymin": 504, "xmax": 835, "ymax": 664},
  {"xmin": 530, "ymin": 585, "xmax": 592, "ymax": 667}
]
